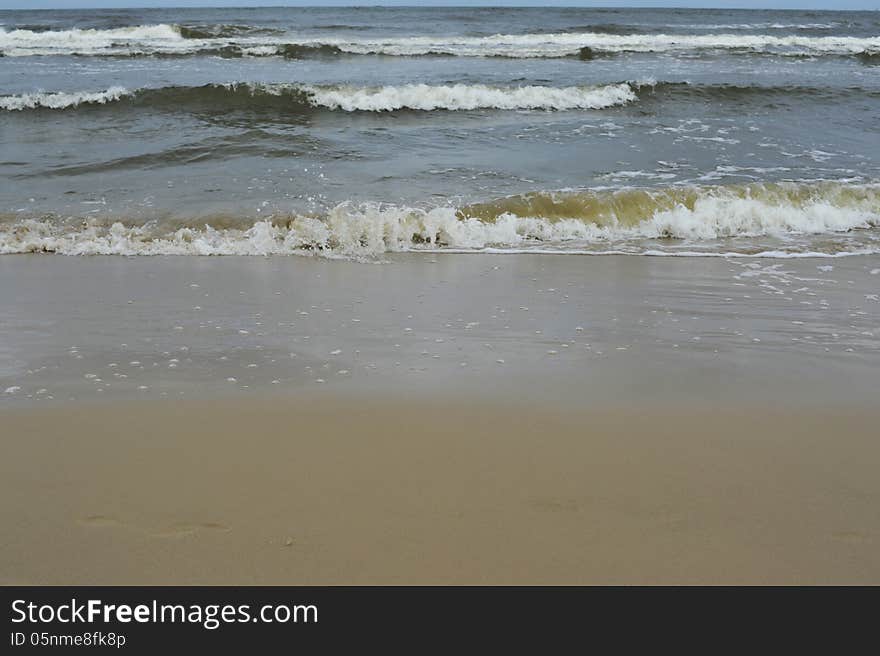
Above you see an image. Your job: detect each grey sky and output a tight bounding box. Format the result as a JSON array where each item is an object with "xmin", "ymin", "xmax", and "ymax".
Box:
[{"xmin": 1, "ymin": 1, "xmax": 878, "ymax": 11}]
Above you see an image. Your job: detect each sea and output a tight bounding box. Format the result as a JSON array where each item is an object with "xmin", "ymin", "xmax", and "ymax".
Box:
[{"xmin": 1, "ymin": 5, "xmax": 879, "ymax": 258}]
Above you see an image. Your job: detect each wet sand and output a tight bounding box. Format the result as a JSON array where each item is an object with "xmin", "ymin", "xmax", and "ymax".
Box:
[
  {"xmin": 1, "ymin": 253, "xmax": 879, "ymax": 584},
  {"xmin": 2, "ymin": 397, "xmax": 879, "ymax": 585}
]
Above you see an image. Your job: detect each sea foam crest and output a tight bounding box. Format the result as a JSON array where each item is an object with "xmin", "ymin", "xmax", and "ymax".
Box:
[
  {"xmin": 2, "ymin": 184, "xmax": 878, "ymax": 257},
  {"xmin": 1, "ymin": 26, "xmax": 879, "ymax": 58},
  {"xmin": 0, "ymin": 24, "xmax": 184, "ymax": 56},
  {"xmin": 0, "ymin": 87, "xmax": 131, "ymax": 111},
  {"xmin": 0, "ymin": 82, "xmax": 638, "ymax": 112},
  {"xmin": 304, "ymin": 83, "xmax": 638, "ymax": 111},
  {"xmin": 310, "ymin": 32, "xmax": 880, "ymax": 57}
]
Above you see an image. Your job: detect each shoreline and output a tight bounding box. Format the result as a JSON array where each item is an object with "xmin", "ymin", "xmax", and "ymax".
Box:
[
  {"xmin": 1, "ymin": 252, "xmax": 878, "ymax": 584},
  {"xmin": 3, "ymin": 252, "xmax": 878, "ymax": 407}
]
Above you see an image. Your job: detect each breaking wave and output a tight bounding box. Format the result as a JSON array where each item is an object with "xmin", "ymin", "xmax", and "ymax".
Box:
[
  {"xmin": 0, "ymin": 23, "xmax": 183, "ymax": 56},
  {"xmin": 174, "ymin": 23, "xmax": 285, "ymax": 40},
  {"xmin": 0, "ymin": 82, "xmax": 638, "ymax": 113},
  {"xmin": 2, "ymin": 182, "xmax": 877, "ymax": 258},
  {"xmin": 300, "ymin": 32, "xmax": 880, "ymax": 58},
  {"xmin": 0, "ymin": 87, "xmax": 130, "ymax": 111},
  {"xmin": 858, "ymin": 49, "xmax": 880, "ymax": 65},
  {"xmin": 5, "ymin": 80, "xmax": 878, "ymax": 114},
  {"xmin": 1, "ymin": 24, "xmax": 878, "ymax": 58},
  {"xmin": 306, "ymin": 82, "xmax": 637, "ymax": 111}
]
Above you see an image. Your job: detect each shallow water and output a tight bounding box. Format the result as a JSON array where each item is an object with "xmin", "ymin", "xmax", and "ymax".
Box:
[
  {"xmin": 1, "ymin": 6, "xmax": 879, "ymax": 256},
  {"xmin": 2, "ymin": 254, "xmax": 878, "ymax": 406}
]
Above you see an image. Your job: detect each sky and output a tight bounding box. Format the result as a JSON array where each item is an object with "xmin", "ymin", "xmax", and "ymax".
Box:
[{"xmin": 0, "ymin": 1, "xmax": 877, "ymax": 11}]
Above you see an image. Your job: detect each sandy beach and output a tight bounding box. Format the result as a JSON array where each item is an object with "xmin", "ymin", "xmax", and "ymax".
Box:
[
  {"xmin": 2, "ymin": 253, "xmax": 879, "ymax": 584},
  {"xmin": 2, "ymin": 396, "xmax": 879, "ymax": 585}
]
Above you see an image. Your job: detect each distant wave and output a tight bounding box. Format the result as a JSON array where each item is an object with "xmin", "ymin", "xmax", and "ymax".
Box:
[
  {"xmin": 4, "ymin": 80, "xmax": 877, "ymax": 115},
  {"xmin": 174, "ymin": 23, "xmax": 286, "ymax": 39},
  {"xmin": 0, "ymin": 23, "xmax": 182, "ymax": 57},
  {"xmin": 858, "ymin": 49, "xmax": 880, "ymax": 65},
  {"xmin": 636, "ymin": 80, "xmax": 880, "ymax": 103},
  {"xmin": 0, "ymin": 82, "xmax": 638, "ymax": 113},
  {"xmin": 1, "ymin": 24, "xmax": 878, "ymax": 58},
  {"xmin": 2, "ymin": 182, "xmax": 877, "ymax": 257},
  {"xmin": 655, "ymin": 22, "xmax": 844, "ymax": 31}
]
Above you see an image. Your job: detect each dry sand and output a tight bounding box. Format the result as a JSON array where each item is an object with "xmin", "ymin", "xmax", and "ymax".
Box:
[{"xmin": 2, "ymin": 395, "xmax": 879, "ymax": 585}]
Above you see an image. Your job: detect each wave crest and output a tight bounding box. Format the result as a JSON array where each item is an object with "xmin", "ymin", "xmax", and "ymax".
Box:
[
  {"xmin": 174, "ymin": 23, "xmax": 285, "ymax": 40},
  {"xmin": 2, "ymin": 25, "xmax": 879, "ymax": 58},
  {"xmin": 2, "ymin": 182, "xmax": 877, "ymax": 257},
  {"xmin": 0, "ymin": 82, "xmax": 638, "ymax": 113},
  {"xmin": 6, "ymin": 79, "xmax": 878, "ymax": 114},
  {"xmin": 0, "ymin": 23, "xmax": 183, "ymax": 56},
  {"xmin": 307, "ymin": 82, "xmax": 637, "ymax": 111},
  {"xmin": 0, "ymin": 87, "xmax": 131, "ymax": 111}
]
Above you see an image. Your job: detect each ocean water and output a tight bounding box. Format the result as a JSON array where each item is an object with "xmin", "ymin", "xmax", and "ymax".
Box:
[{"xmin": 1, "ymin": 6, "xmax": 879, "ymax": 258}]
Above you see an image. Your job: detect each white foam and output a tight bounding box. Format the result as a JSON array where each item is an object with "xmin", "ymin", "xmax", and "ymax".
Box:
[
  {"xmin": 0, "ymin": 24, "xmax": 185, "ymax": 56},
  {"xmin": 641, "ymin": 194, "xmax": 879, "ymax": 240},
  {"xmin": 2, "ymin": 189, "xmax": 878, "ymax": 258},
  {"xmin": 0, "ymin": 82, "xmax": 638, "ymax": 113},
  {"xmin": 290, "ymin": 32, "xmax": 880, "ymax": 58},
  {"xmin": 1, "ymin": 26, "xmax": 877, "ymax": 58},
  {"xmin": 241, "ymin": 45, "xmax": 280, "ymax": 57},
  {"xmin": 303, "ymin": 83, "xmax": 637, "ymax": 112},
  {"xmin": 0, "ymin": 87, "xmax": 131, "ymax": 111},
  {"xmin": 680, "ymin": 23, "xmax": 840, "ymax": 30}
]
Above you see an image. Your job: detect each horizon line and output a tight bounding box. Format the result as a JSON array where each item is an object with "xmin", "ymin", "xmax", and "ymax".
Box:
[{"xmin": 1, "ymin": 3, "xmax": 878, "ymax": 10}]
